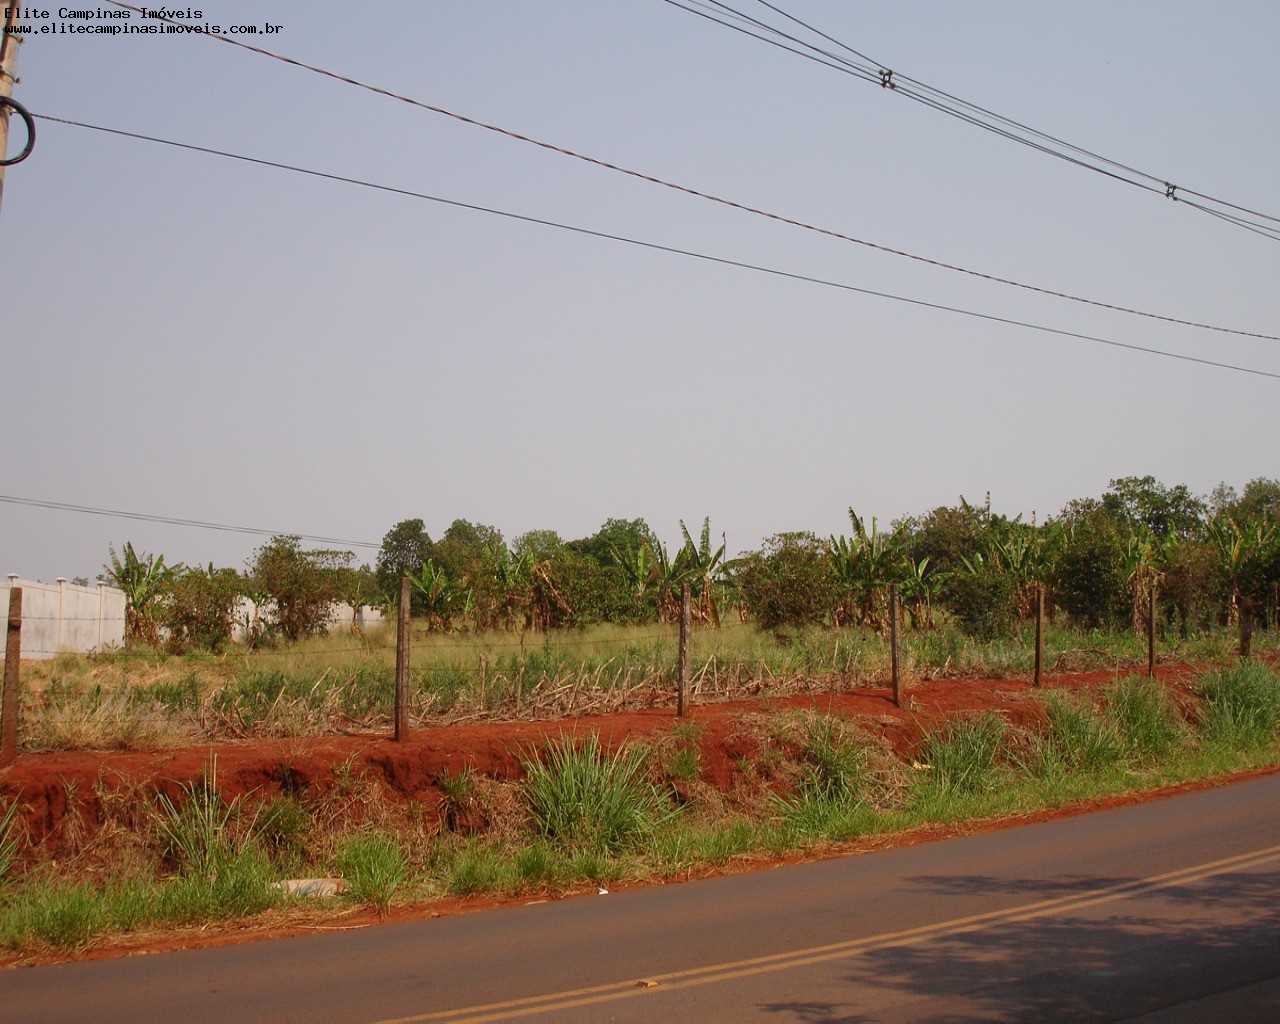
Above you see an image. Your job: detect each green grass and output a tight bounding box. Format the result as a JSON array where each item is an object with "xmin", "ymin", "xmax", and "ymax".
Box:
[
  {"xmin": 1197, "ymin": 663, "xmax": 1280, "ymax": 750},
  {"xmin": 19, "ymin": 621, "xmax": 1280, "ymax": 745},
  {"xmin": 1104, "ymin": 675, "xmax": 1187, "ymax": 764},
  {"xmin": 4, "ymin": 657, "xmax": 1280, "ymax": 957},
  {"xmin": 914, "ymin": 713, "xmax": 1010, "ymax": 804},
  {"xmin": 522, "ymin": 736, "xmax": 671, "ymax": 853},
  {"xmin": 335, "ymin": 833, "xmax": 407, "ymax": 912}
]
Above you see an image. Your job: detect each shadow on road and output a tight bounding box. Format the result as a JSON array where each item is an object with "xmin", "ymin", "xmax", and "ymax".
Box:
[{"xmin": 756, "ymin": 869, "xmax": 1280, "ymax": 1023}]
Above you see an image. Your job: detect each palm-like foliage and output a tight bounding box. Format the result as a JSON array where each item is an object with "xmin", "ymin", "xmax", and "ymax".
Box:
[
  {"xmin": 676, "ymin": 518, "xmax": 726, "ymax": 626},
  {"xmin": 104, "ymin": 542, "xmax": 180, "ymax": 646},
  {"xmin": 489, "ymin": 544, "xmax": 535, "ymax": 630},
  {"xmin": 607, "ymin": 541, "xmax": 653, "ymax": 603},
  {"xmin": 1206, "ymin": 515, "xmax": 1279, "ymax": 629},
  {"xmin": 900, "ymin": 557, "xmax": 944, "ymax": 629},
  {"xmin": 827, "ymin": 511, "xmax": 903, "ymax": 629},
  {"xmin": 408, "ymin": 559, "xmax": 470, "ymax": 632}
]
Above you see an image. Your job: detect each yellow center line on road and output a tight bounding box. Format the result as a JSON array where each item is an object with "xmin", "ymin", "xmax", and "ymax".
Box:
[{"xmin": 377, "ymin": 842, "xmax": 1280, "ymax": 1024}]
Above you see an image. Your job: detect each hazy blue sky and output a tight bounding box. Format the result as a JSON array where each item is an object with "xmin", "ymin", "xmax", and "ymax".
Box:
[{"xmin": 2, "ymin": 1, "xmax": 1276, "ymax": 581}]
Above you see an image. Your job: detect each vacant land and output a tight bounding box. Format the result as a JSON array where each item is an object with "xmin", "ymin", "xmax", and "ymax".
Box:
[{"xmin": 2, "ymin": 633, "xmax": 1279, "ymax": 965}]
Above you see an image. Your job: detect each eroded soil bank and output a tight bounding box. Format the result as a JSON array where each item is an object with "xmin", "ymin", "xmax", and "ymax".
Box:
[{"xmin": 1, "ymin": 666, "xmax": 1205, "ymax": 858}]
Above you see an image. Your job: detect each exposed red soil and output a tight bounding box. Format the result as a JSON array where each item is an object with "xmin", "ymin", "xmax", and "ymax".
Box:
[
  {"xmin": 1, "ymin": 665, "xmax": 1207, "ymax": 856},
  {"xmin": 3, "ymin": 662, "xmax": 1269, "ymax": 968}
]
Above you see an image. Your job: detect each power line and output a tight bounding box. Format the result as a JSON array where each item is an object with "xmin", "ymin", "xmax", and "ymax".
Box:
[
  {"xmin": 35, "ymin": 112, "xmax": 1280, "ymax": 382},
  {"xmin": 662, "ymin": 0, "xmax": 1280, "ymax": 241},
  {"xmin": 99, "ymin": 0, "xmax": 1280, "ymax": 340},
  {"xmin": 0, "ymin": 493, "xmax": 380, "ymax": 549}
]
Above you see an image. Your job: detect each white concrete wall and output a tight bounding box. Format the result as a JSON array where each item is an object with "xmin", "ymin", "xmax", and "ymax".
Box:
[{"xmin": 0, "ymin": 576, "xmax": 127, "ymax": 661}]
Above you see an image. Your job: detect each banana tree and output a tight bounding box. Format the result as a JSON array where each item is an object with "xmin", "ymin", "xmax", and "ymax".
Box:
[
  {"xmin": 676, "ymin": 518, "xmax": 726, "ymax": 626},
  {"xmin": 408, "ymin": 559, "xmax": 469, "ymax": 632},
  {"xmin": 489, "ymin": 543, "xmax": 535, "ymax": 630},
  {"xmin": 606, "ymin": 540, "xmax": 654, "ymax": 604},
  {"xmin": 103, "ymin": 542, "xmax": 180, "ymax": 647},
  {"xmin": 827, "ymin": 510, "xmax": 902, "ymax": 629},
  {"xmin": 1206, "ymin": 515, "xmax": 1278, "ymax": 654},
  {"xmin": 900, "ymin": 557, "xmax": 945, "ymax": 630}
]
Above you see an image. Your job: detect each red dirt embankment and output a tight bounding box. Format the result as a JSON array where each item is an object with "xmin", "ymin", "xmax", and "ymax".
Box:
[{"xmin": 0, "ymin": 666, "xmax": 1205, "ymax": 858}]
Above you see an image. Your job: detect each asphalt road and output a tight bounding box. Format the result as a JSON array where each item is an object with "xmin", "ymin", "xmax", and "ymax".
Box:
[{"xmin": 5, "ymin": 774, "xmax": 1280, "ymax": 1023}]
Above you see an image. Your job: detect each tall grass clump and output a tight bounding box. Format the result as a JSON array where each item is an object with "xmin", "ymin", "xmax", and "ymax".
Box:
[
  {"xmin": 913, "ymin": 713, "xmax": 1009, "ymax": 814},
  {"xmin": 773, "ymin": 715, "xmax": 877, "ymax": 842},
  {"xmin": 1197, "ymin": 663, "xmax": 1280, "ymax": 750},
  {"xmin": 335, "ymin": 832, "xmax": 407, "ymax": 912},
  {"xmin": 1103, "ymin": 676, "xmax": 1186, "ymax": 763},
  {"xmin": 0, "ymin": 801, "xmax": 18, "ymax": 885},
  {"xmin": 153, "ymin": 770, "xmax": 282, "ymax": 919},
  {"xmin": 523, "ymin": 736, "xmax": 669, "ymax": 853},
  {"xmin": 1025, "ymin": 692, "xmax": 1123, "ymax": 778}
]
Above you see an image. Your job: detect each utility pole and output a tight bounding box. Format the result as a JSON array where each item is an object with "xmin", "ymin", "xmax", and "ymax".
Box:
[{"xmin": 1, "ymin": 4, "xmax": 28, "ymax": 217}]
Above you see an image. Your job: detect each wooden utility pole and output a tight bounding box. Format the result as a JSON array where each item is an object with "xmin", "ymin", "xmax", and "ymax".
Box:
[
  {"xmin": 1, "ymin": 587, "xmax": 22, "ymax": 767},
  {"xmin": 677, "ymin": 582, "xmax": 691, "ymax": 718},
  {"xmin": 0, "ymin": 4, "xmax": 27, "ymax": 217},
  {"xmin": 1034, "ymin": 584, "xmax": 1045, "ymax": 687},
  {"xmin": 394, "ymin": 576, "xmax": 411, "ymax": 740},
  {"xmin": 889, "ymin": 583, "xmax": 903, "ymax": 707}
]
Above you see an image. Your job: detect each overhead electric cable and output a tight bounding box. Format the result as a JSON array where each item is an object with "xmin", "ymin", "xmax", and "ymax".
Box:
[
  {"xmin": 0, "ymin": 493, "xmax": 380, "ymax": 549},
  {"xmin": 99, "ymin": 0, "xmax": 1280, "ymax": 338},
  {"xmin": 664, "ymin": 0, "xmax": 1280, "ymax": 239},
  {"xmin": 35, "ymin": 113, "xmax": 1280, "ymax": 382}
]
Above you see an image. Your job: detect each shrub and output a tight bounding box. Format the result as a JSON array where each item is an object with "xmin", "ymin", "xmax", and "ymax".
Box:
[
  {"xmin": 736, "ymin": 533, "xmax": 838, "ymax": 631},
  {"xmin": 947, "ymin": 565, "xmax": 1019, "ymax": 641}
]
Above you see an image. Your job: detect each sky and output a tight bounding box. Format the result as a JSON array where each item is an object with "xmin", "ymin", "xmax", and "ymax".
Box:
[{"xmin": 1, "ymin": 1, "xmax": 1277, "ymax": 582}]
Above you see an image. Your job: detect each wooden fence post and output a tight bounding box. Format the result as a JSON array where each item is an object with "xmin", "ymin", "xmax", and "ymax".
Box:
[
  {"xmin": 677, "ymin": 582, "xmax": 691, "ymax": 718},
  {"xmin": 1239, "ymin": 596, "xmax": 1253, "ymax": 661},
  {"xmin": 1147, "ymin": 579, "xmax": 1158, "ymax": 678},
  {"xmin": 1, "ymin": 586, "xmax": 22, "ymax": 768},
  {"xmin": 889, "ymin": 583, "xmax": 902, "ymax": 707},
  {"xmin": 394, "ymin": 576, "xmax": 411, "ymax": 740},
  {"xmin": 1034, "ymin": 584, "xmax": 1044, "ymax": 688}
]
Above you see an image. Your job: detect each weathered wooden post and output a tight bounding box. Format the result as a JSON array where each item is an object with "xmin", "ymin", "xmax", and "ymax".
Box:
[
  {"xmin": 1034, "ymin": 584, "xmax": 1045, "ymax": 687},
  {"xmin": 1147, "ymin": 579, "xmax": 1158, "ymax": 678},
  {"xmin": 1, "ymin": 586, "xmax": 22, "ymax": 767},
  {"xmin": 677, "ymin": 582, "xmax": 691, "ymax": 718},
  {"xmin": 889, "ymin": 583, "xmax": 903, "ymax": 707},
  {"xmin": 394, "ymin": 576, "xmax": 411, "ymax": 740}
]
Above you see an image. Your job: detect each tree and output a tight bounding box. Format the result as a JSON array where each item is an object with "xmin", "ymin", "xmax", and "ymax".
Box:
[
  {"xmin": 676, "ymin": 518, "xmax": 726, "ymax": 626},
  {"xmin": 434, "ymin": 519, "xmax": 503, "ymax": 580},
  {"xmin": 375, "ymin": 519, "xmax": 434, "ymax": 601},
  {"xmin": 513, "ymin": 529, "xmax": 566, "ymax": 562},
  {"xmin": 162, "ymin": 564, "xmax": 243, "ymax": 653},
  {"xmin": 250, "ymin": 536, "xmax": 351, "ymax": 642},
  {"xmin": 1102, "ymin": 476, "xmax": 1206, "ymax": 540},
  {"xmin": 568, "ymin": 518, "xmax": 660, "ymax": 568},
  {"xmin": 1050, "ymin": 512, "xmax": 1129, "ymax": 629},
  {"xmin": 407, "ymin": 559, "xmax": 469, "ymax": 632},
  {"xmin": 103, "ymin": 542, "xmax": 179, "ymax": 647},
  {"xmin": 736, "ymin": 532, "xmax": 838, "ymax": 632}
]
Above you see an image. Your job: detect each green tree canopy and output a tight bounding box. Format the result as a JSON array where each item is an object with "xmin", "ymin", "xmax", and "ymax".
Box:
[{"xmin": 375, "ymin": 518, "xmax": 434, "ymax": 599}]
